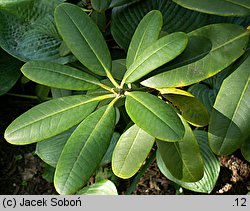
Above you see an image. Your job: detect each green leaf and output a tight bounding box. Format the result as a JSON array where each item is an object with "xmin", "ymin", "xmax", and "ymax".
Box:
[
  {"xmin": 111, "ymin": 59, "xmax": 126, "ymax": 80},
  {"xmin": 109, "ymin": 0, "xmax": 136, "ymax": 7},
  {"xmin": 4, "ymin": 94, "xmax": 115, "ymax": 145},
  {"xmin": 141, "ymin": 24, "xmax": 249, "ymax": 88},
  {"xmin": 188, "ymin": 84, "xmax": 217, "ymax": 114},
  {"xmin": 173, "ymin": 0, "xmax": 250, "ymax": 17},
  {"xmin": 0, "ymin": 0, "xmax": 72, "ymax": 64},
  {"xmin": 0, "ymin": 48, "xmax": 22, "ymax": 96},
  {"xmin": 123, "ymin": 32, "xmax": 188, "ymax": 84},
  {"xmin": 77, "ymin": 180, "xmax": 118, "ymax": 195},
  {"xmin": 35, "ymin": 126, "xmax": 76, "ymax": 167},
  {"xmin": 54, "ymin": 105, "xmax": 116, "ymax": 195},
  {"xmin": 208, "ymin": 54, "xmax": 250, "ymax": 155},
  {"xmin": 101, "ymin": 132, "xmax": 120, "ymax": 166},
  {"xmin": 125, "ymin": 91, "xmax": 185, "ymax": 141},
  {"xmin": 21, "ymin": 60, "xmax": 100, "ymax": 91},
  {"xmin": 241, "ymin": 136, "xmax": 250, "ymax": 162},
  {"xmin": 126, "ymin": 10, "xmax": 162, "ymax": 68},
  {"xmin": 156, "ymin": 116, "xmax": 204, "ymax": 182},
  {"xmin": 55, "ymin": 3, "xmax": 111, "ymax": 76},
  {"xmin": 157, "ymin": 130, "xmax": 220, "ymax": 193},
  {"xmin": 160, "ymin": 88, "xmax": 209, "ymax": 127},
  {"xmin": 112, "ymin": 124, "xmax": 155, "ymax": 179},
  {"xmin": 91, "ymin": 0, "xmax": 111, "ymax": 12},
  {"xmin": 111, "ymin": 0, "xmax": 208, "ymax": 50}
]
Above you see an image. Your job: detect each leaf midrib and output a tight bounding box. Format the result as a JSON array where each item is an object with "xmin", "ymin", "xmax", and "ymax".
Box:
[
  {"xmin": 129, "ymin": 93, "xmax": 180, "ymax": 139},
  {"xmin": 61, "ymin": 106, "xmax": 113, "ymax": 193},
  {"xmin": 26, "ymin": 65, "xmax": 99, "ymax": 85},
  {"xmin": 218, "ymin": 77, "xmax": 250, "ymax": 153},
  {"xmin": 125, "ymin": 37, "xmax": 178, "ymax": 82},
  {"xmin": 61, "ymin": 7, "xmax": 109, "ymax": 75}
]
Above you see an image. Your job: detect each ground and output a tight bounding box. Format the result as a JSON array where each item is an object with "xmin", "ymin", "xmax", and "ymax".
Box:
[{"xmin": 0, "ymin": 94, "xmax": 249, "ymax": 195}]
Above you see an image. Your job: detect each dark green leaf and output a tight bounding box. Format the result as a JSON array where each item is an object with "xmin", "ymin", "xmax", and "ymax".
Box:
[
  {"xmin": 35, "ymin": 127, "xmax": 76, "ymax": 167},
  {"xmin": 157, "ymin": 130, "xmax": 220, "ymax": 193},
  {"xmin": 157, "ymin": 116, "xmax": 204, "ymax": 182},
  {"xmin": 91, "ymin": 0, "xmax": 111, "ymax": 12},
  {"xmin": 241, "ymin": 136, "xmax": 250, "ymax": 162},
  {"xmin": 173, "ymin": 0, "xmax": 250, "ymax": 17},
  {"xmin": 0, "ymin": 0, "xmax": 72, "ymax": 63},
  {"xmin": 209, "ymin": 54, "xmax": 250, "ymax": 155},
  {"xmin": 0, "ymin": 48, "xmax": 22, "ymax": 96}
]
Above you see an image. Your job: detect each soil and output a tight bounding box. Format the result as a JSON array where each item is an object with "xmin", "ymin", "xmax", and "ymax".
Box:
[{"xmin": 0, "ymin": 94, "xmax": 249, "ymax": 195}]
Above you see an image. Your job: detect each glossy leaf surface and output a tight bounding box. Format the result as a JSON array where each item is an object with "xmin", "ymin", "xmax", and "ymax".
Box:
[
  {"xmin": 112, "ymin": 124, "xmax": 155, "ymax": 179},
  {"xmin": 126, "ymin": 10, "xmax": 162, "ymax": 68},
  {"xmin": 160, "ymin": 88, "xmax": 209, "ymax": 127},
  {"xmin": 21, "ymin": 60, "xmax": 100, "ymax": 90},
  {"xmin": 156, "ymin": 116, "xmax": 204, "ymax": 182},
  {"xmin": 4, "ymin": 95, "xmax": 112, "ymax": 144},
  {"xmin": 157, "ymin": 130, "xmax": 220, "ymax": 193},
  {"xmin": 141, "ymin": 24, "xmax": 249, "ymax": 88},
  {"xmin": 123, "ymin": 32, "xmax": 188, "ymax": 84},
  {"xmin": 125, "ymin": 91, "xmax": 185, "ymax": 141},
  {"xmin": 54, "ymin": 105, "xmax": 116, "ymax": 195},
  {"xmin": 173, "ymin": 0, "xmax": 250, "ymax": 17},
  {"xmin": 77, "ymin": 180, "xmax": 118, "ymax": 195},
  {"xmin": 55, "ymin": 3, "xmax": 111, "ymax": 76},
  {"xmin": 209, "ymin": 55, "xmax": 250, "ymax": 155}
]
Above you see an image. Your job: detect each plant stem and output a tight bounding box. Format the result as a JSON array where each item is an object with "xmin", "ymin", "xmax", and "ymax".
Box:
[
  {"xmin": 6, "ymin": 93, "xmax": 51, "ymax": 100},
  {"xmin": 97, "ymin": 82, "xmax": 115, "ymax": 93},
  {"xmin": 124, "ymin": 150, "xmax": 156, "ymax": 195},
  {"xmin": 106, "ymin": 70, "xmax": 120, "ymax": 88}
]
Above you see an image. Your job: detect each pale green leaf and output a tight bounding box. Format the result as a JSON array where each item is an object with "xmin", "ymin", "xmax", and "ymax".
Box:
[
  {"xmin": 4, "ymin": 94, "xmax": 114, "ymax": 145},
  {"xmin": 77, "ymin": 180, "xmax": 118, "ymax": 195},
  {"xmin": 125, "ymin": 91, "xmax": 185, "ymax": 141},
  {"xmin": 141, "ymin": 24, "xmax": 249, "ymax": 88},
  {"xmin": 54, "ymin": 105, "xmax": 116, "ymax": 195},
  {"xmin": 112, "ymin": 124, "xmax": 155, "ymax": 179},
  {"xmin": 208, "ymin": 54, "xmax": 250, "ymax": 155},
  {"xmin": 21, "ymin": 60, "xmax": 100, "ymax": 91},
  {"xmin": 55, "ymin": 3, "xmax": 111, "ymax": 76}
]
